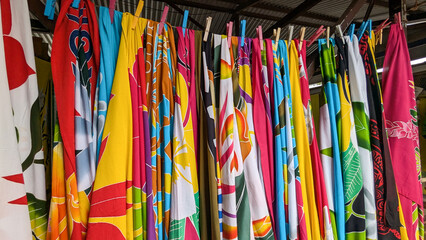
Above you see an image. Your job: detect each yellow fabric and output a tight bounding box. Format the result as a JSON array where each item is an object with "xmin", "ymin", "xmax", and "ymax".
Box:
[{"xmin": 288, "ymin": 41, "xmax": 322, "ymax": 239}]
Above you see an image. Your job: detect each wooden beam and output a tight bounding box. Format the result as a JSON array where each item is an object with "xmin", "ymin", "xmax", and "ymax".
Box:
[
  {"xmin": 27, "ymin": 0, "xmax": 56, "ymax": 33},
  {"xmin": 252, "ymin": 3, "xmax": 339, "ymax": 22},
  {"xmin": 264, "ymin": 0, "xmax": 321, "ymax": 37},
  {"xmin": 240, "ymin": 11, "xmax": 324, "ymax": 28},
  {"xmin": 231, "ymin": 0, "xmax": 260, "ymax": 15},
  {"xmin": 161, "ymin": 1, "xmax": 205, "ymax": 29},
  {"xmin": 364, "ymin": 0, "xmax": 375, "ymax": 21}
]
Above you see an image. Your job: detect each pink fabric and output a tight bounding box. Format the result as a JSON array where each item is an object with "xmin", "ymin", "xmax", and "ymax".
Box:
[
  {"xmin": 382, "ymin": 23, "xmax": 423, "ymax": 239},
  {"xmin": 251, "ymin": 38, "xmax": 275, "ymax": 232}
]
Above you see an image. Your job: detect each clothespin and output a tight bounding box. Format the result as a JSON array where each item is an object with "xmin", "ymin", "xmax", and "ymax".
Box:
[
  {"xmin": 336, "ymin": 24, "xmax": 344, "ymax": 39},
  {"xmin": 158, "ymin": 6, "xmax": 169, "ymax": 36},
  {"xmin": 367, "ymin": 19, "xmax": 372, "ymax": 38},
  {"xmin": 398, "ymin": 12, "xmax": 402, "ymax": 29},
  {"xmin": 273, "ymin": 29, "xmax": 277, "ymax": 38},
  {"xmin": 357, "ymin": 21, "xmax": 368, "ymax": 39},
  {"xmin": 257, "ymin": 26, "xmax": 263, "ymax": 51},
  {"xmin": 326, "ymin": 26, "xmax": 330, "ymax": 48},
  {"xmin": 307, "ymin": 25, "xmax": 325, "ymax": 47},
  {"xmin": 44, "ymin": 0, "xmax": 56, "ymax": 20},
  {"xmin": 109, "ymin": 0, "xmax": 117, "ymax": 23},
  {"xmin": 374, "ymin": 18, "xmax": 390, "ymax": 34},
  {"xmin": 203, "ymin": 17, "xmax": 212, "ymax": 42},
  {"xmin": 132, "ymin": 0, "xmax": 145, "ymax": 30},
  {"xmin": 288, "ymin": 25, "xmax": 294, "ymax": 48},
  {"xmin": 275, "ymin": 27, "xmax": 281, "ymax": 49},
  {"xmin": 240, "ymin": 20, "xmax": 246, "ymax": 47},
  {"xmin": 72, "ymin": 0, "xmax": 81, "ymax": 9},
  {"xmin": 348, "ymin": 23, "xmax": 355, "ymax": 41},
  {"xmin": 298, "ymin": 27, "xmax": 306, "ymax": 51},
  {"xmin": 380, "ymin": 29, "xmax": 383, "ymax": 44},
  {"xmin": 182, "ymin": 10, "xmax": 189, "ymax": 37},
  {"xmin": 227, "ymin": 21, "xmax": 233, "ymax": 48}
]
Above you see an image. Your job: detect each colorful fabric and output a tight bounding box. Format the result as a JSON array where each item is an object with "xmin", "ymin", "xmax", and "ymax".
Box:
[
  {"xmin": 295, "ymin": 39, "xmax": 333, "ymax": 240},
  {"xmin": 359, "ymin": 33, "xmax": 401, "ymax": 239},
  {"xmin": 2, "ymin": 0, "xmax": 48, "ymax": 238},
  {"xmin": 345, "ymin": 35, "xmax": 378, "ymax": 240},
  {"xmin": 94, "ymin": 7, "xmax": 122, "ymax": 166},
  {"xmin": 335, "ymin": 37, "xmax": 366, "ymax": 239},
  {"xmin": 289, "ymin": 40, "xmax": 321, "ymax": 240},
  {"xmin": 318, "ymin": 38, "xmax": 345, "ymax": 240},
  {"xmin": 200, "ymin": 33, "xmax": 221, "ymax": 240},
  {"xmin": 0, "ymin": 4, "xmax": 32, "ymax": 238},
  {"xmin": 382, "ymin": 24, "xmax": 424, "ymax": 240},
  {"xmin": 237, "ymin": 38, "xmax": 274, "ymax": 240},
  {"xmin": 86, "ymin": 13, "xmax": 138, "ymax": 240},
  {"xmin": 145, "ymin": 20, "xmax": 176, "ymax": 240},
  {"xmin": 51, "ymin": 0, "xmax": 100, "ymax": 238},
  {"xmin": 170, "ymin": 26, "xmax": 200, "ymax": 239},
  {"xmin": 252, "ymin": 38, "xmax": 275, "ymax": 235}
]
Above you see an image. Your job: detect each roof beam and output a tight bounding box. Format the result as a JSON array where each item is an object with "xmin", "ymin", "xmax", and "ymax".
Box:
[
  {"xmin": 161, "ymin": 0, "xmax": 205, "ymax": 29},
  {"xmin": 27, "ymin": 0, "xmax": 56, "ymax": 33},
  {"xmin": 240, "ymin": 11, "xmax": 323, "ymax": 28},
  {"xmin": 252, "ymin": 3, "xmax": 339, "ymax": 22},
  {"xmin": 364, "ymin": 0, "xmax": 376, "ymax": 21},
  {"xmin": 264, "ymin": 0, "xmax": 322, "ymax": 37},
  {"xmin": 231, "ymin": 0, "xmax": 260, "ymax": 15}
]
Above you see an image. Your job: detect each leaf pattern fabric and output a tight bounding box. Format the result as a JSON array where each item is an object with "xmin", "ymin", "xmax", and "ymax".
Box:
[
  {"xmin": 170, "ymin": 27, "xmax": 200, "ymax": 240},
  {"xmin": 345, "ymin": 35, "xmax": 378, "ymax": 240},
  {"xmin": 318, "ymin": 38, "xmax": 346, "ymax": 240},
  {"xmin": 335, "ymin": 37, "xmax": 366, "ymax": 240},
  {"xmin": 382, "ymin": 24, "xmax": 424, "ymax": 240}
]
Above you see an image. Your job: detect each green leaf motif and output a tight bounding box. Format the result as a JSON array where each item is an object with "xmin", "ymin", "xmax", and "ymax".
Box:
[
  {"xmin": 320, "ymin": 147, "xmax": 333, "ymax": 158},
  {"xmin": 342, "ymin": 142, "xmax": 363, "ymax": 202},
  {"xmin": 352, "ymin": 102, "xmax": 371, "ymax": 151}
]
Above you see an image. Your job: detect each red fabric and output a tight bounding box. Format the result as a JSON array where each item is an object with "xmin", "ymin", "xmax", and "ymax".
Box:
[
  {"xmin": 51, "ymin": 0, "xmax": 99, "ymax": 238},
  {"xmin": 382, "ymin": 24, "xmax": 423, "ymax": 239}
]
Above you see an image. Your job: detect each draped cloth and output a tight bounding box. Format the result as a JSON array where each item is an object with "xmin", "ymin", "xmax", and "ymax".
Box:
[
  {"xmin": 252, "ymin": 38, "xmax": 275, "ymax": 236},
  {"xmin": 237, "ymin": 38, "xmax": 274, "ymax": 240},
  {"xmin": 1, "ymin": 0, "xmax": 47, "ymax": 239},
  {"xmin": 51, "ymin": 0, "xmax": 100, "ymax": 238},
  {"xmin": 0, "ymin": 2, "xmax": 33, "ymax": 239},
  {"xmin": 318, "ymin": 39, "xmax": 345, "ymax": 240},
  {"xmin": 289, "ymin": 40, "xmax": 321, "ymax": 240},
  {"xmin": 200, "ymin": 33, "xmax": 221, "ymax": 240},
  {"xmin": 359, "ymin": 33, "xmax": 402, "ymax": 240},
  {"xmin": 295, "ymin": 39, "xmax": 333, "ymax": 240},
  {"xmin": 170, "ymin": 26, "xmax": 200, "ymax": 239},
  {"xmin": 145, "ymin": 20, "xmax": 176, "ymax": 240},
  {"xmin": 86, "ymin": 13, "xmax": 139, "ymax": 240},
  {"xmin": 346, "ymin": 35, "xmax": 378, "ymax": 240},
  {"xmin": 335, "ymin": 38, "xmax": 366, "ymax": 239},
  {"xmin": 382, "ymin": 24, "xmax": 424, "ymax": 240}
]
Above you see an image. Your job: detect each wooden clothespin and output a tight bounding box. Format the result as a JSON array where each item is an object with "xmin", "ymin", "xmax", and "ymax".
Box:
[
  {"xmin": 307, "ymin": 25, "xmax": 325, "ymax": 47},
  {"xmin": 182, "ymin": 10, "xmax": 189, "ymax": 37},
  {"xmin": 203, "ymin": 17, "xmax": 212, "ymax": 42},
  {"xmin": 288, "ymin": 25, "xmax": 294, "ymax": 48},
  {"xmin": 257, "ymin": 26, "xmax": 263, "ymax": 51},
  {"xmin": 336, "ymin": 25, "xmax": 344, "ymax": 39},
  {"xmin": 240, "ymin": 20, "xmax": 246, "ymax": 47},
  {"xmin": 227, "ymin": 21, "xmax": 233, "ymax": 48},
  {"xmin": 380, "ymin": 29, "xmax": 383, "ymax": 44},
  {"xmin": 298, "ymin": 27, "xmax": 306, "ymax": 51},
  {"xmin": 397, "ymin": 12, "xmax": 402, "ymax": 29},
  {"xmin": 44, "ymin": 0, "xmax": 56, "ymax": 20},
  {"xmin": 326, "ymin": 26, "xmax": 330, "ymax": 48},
  {"xmin": 109, "ymin": 0, "xmax": 117, "ymax": 23},
  {"xmin": 132, "ymin": 0, "xmax": 145, "ymax": 30},
  {"xmin": 158, "ymin": 6, "xmax": 169, "ymax": 35},
  {"xmin": 273, "ymin": 29, "xmax": 277, "ymax": 38},
  {"xmin": 348, "ymin": 23, "xmax": 355, "ymax": 41},
  {"xmin": 72, "ymin": 0, "xmax": 81, "ymax": 9},
  {"xmin": 374, "ymin": 18, "xmax": 390, "ymax": 34},
  {"xmin": 274, "ymin": 27, "xmax": 281, "ymax": 49}
]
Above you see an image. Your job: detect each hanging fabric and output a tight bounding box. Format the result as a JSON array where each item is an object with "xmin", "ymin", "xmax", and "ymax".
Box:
[
  {"xmin": 359, "ymin": 32, "xmax": 402, "ymax": 240},
  {"xmin": 170, "ymin": 26, "xmax": 200, "ymax": 239},
  {"xmin": 289, "ymin": 40, "xmax": 322, "ymax": 240},
  {"xmin": 318, "ymin": 38, "xmax": 345, "ymax": 240},
  {"xmin": 1, "ymin": 0, "xmax": 48, "ymax": 239},
  {"xmin": 335, "ymin": 37, "xmax": 367, "ymax": 239},
  {"xmin": 0, "ymin": 4, "xmax": 33, "ymax": 240},
  {"xmin": 94, "ymin": 7, "xmax": 123, "ymax": 165},
  {"xmin": 145, "ymin": 19, "xmax": 177, "ymax": 240},
  {"xmin": 345, "ymin": 35, "xmax": 378, "ymax": 240},
  {"xmin": 200, "ymin": 32, "xmax": 222, "ymax": 240},
  {"xmin": 295, "ymin": 39, "xmax": 333, "ymax": 240},
  {"xmin": 382, "ymin": 23, "xmax": 424, "ymax": 240},
  {"xmin": 252, "ymin": 37, "xmax": 276, "ymax": 236}
]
